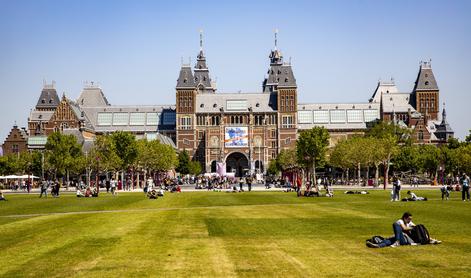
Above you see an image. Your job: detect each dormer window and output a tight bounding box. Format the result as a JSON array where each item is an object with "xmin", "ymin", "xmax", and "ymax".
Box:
[
  {"xmin": 183, "ymin": 78, "xmax": 187, "ymax": 83},
  {"xmin": 41, "ymin": 99, "xmax": 45, "ymax": 104},
  {"xmin": 285, "ymin": 78, "xmax": 289, "ymax": 82},
  {"xmin": 49, "ymin": 99, "xmax": 52, "ymax": 103},
  {"xmin": 200, "ymin": 104, "xmax": 204, "ymax": 108},
  {"xmin": 213, "ymin": 103, "xmax": 217, "ymax": 108},
  {"xmin": 256, "ymin": 103, "xmax": 260, "ymax": 107},
  {"xmin": 38, "ymin": 115, "xmax": 42, "ymax": 119},
  {"xmin": 203, "ymin": 77, "xmax": 206, "ymax": 81},
  {"xmin": 425, "ymin": 81, "xmax": 429, "ymax": 85}
]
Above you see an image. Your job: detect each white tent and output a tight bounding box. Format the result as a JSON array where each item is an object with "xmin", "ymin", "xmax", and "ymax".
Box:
[
  {"xmin": 0, "ymin": 175, "xmax": 39, "ymax": 179},
  {"xmin": 18, "ymin": 175, "xmax": 40, "ymax": 179}
]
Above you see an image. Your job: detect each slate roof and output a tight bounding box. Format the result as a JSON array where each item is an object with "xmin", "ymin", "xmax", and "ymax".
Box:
[
  {"xmin": 370, "ymin": 80, "xmax": 399, "ymax": 103},
  {"xmin": 29, "ymin": 110, "xmax": 54, "ymax": 122},
  {"xmin": 434, "ymin": 108, "xmax": 454, "ymax": 138},
  {"xmin": 36, "ymin": 87, "xmax": 60, "ymax": 109},
  {"xmin": 77, "ymin": 86, "xmax": 110, "ymax": 107},
  {"xmin": 413, "ymin": 62, "xmax": 438, "ymax": 91},
  {"xmin": 195, "ymin": 92, "xmax": 277, "ymax": 113},
  {"xmin": 176, "ymin": 65, "xmax": 196, "ymax": 89},
  {"xmin": 381, "ymin": 93, "xmax": 416, "ymax": 113}
]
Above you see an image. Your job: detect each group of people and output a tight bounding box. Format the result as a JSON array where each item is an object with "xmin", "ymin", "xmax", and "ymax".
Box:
[
  {"xmin": 76, "ymin": 187, "xmax": 99, "ymax": 198},
  {"xmin": 39, "ymin": 180, "xmax": 60, "ymax": 198}
]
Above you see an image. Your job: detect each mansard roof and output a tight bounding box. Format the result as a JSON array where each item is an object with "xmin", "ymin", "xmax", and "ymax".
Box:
[
  {"xmin": 195, "ymin": 92, "xmax": 276, "ymax": 113},
  {"xmin": 413, "ymin": 61, "xmax": 438, "ymax": 91},
  {"xmin": 370, "ymin": 79, "xmax": 399, "ymax": 103},
  {"xmin": 77, "ymin": 84, "xmax": 110, "ymax": 107},
  {"xmin": 36, "ymin": 85, "xmax": 60, "ymax": 109},
  {"xmin": 176, "ymin": 65, "xmax": 196, "ymax": 89}
]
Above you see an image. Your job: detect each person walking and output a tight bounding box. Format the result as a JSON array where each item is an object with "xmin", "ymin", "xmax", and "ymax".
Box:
[
  {"xmin": 111, "ymin": 178, "xmax": 117, "ymax": 196},
  {"xmin": 39, "ymin": 180, "xmax": 49, "ymax": 198},
  {"xmin": 247, "ymin": 175, "xmax": 253, "ymax": 192},
  {"xmin": 239, "ymin": 177, "xmax": 244, "ymax": 191},
  {"xmin": 461, "ymin": 173, "xmax": 470, "ymax": 201}
]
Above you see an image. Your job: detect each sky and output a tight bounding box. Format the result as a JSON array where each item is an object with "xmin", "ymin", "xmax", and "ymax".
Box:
[{"xmin": 0, "ymin": 0, "xmax": 470, "ymax": 141}]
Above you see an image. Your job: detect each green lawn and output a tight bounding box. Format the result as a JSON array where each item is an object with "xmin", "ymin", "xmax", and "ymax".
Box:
[{"xmin": 0, "ymin": 190, "xmax": 470, "ymax": 277}]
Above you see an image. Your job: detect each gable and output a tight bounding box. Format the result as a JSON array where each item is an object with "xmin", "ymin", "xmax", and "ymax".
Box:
[{"xmin": 49, "ymin": 98, "xmax": 80, "ymax": 123}]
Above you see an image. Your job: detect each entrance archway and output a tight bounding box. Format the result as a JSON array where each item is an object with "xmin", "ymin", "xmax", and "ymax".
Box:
[
  {"xmin": 225, "ymin": 152, "xmax": 249, "ymax": 177},
  {"xmin": 210, "ymin": 160, "xmax": 217, "ymax": 173}
]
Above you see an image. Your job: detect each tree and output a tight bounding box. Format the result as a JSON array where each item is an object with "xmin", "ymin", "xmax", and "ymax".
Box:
[
  {"xmin": 367, "ymin": 122, "xmax": 402, "ymax": 189},
  {"xmin": 465, "ymin": 130, "xmax": 471, "ymax": 143},
  {"xmin": 454, "ymin": 144, "xmax": 471, "ymax": 174},
  {"xmin": 267, "ymin": 159, "xmax": 280, "ymax": 176},
  {"xmin": 188, "ymin": 161, "xmax": 202, "ymax": 176},
  {"xmin": 296, "ymin": 127, "xmax": 330, "ymax": 187},
  {"xmin": 111, "ymin": 131, "xmax": 138, "ymax": 183},
  {"xmin": 393, "ymin": 145, "xmax": 421, "ymax": 174},
  {"xmin": 176, "ymin": 150, "xmax": 191, "ymax": 175},
  {"xmin": 329, "ymin": 139, "xmax": 354, "ymax": 183},
  {"xmin": 277, "ymin": 149, "xmax": 298, "ymax": 172},
  {"xmin": 418, "ymin": 144, "xmax": 440, "ymax": 178},
  {"xmin": 45, "ymin": 132, "xmax": 83, "ymax": 181}
]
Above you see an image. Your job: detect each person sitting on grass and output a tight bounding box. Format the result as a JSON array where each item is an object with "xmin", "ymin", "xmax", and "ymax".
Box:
[
  {"xmin": 76, "ymin": 189, "xmax": 85, "ymax": 198},
  {"xmin": 366, "ymin": 212, "xmax": 441, "ymax": 248},
  {"xmin": 0, "ymin": 191, "xmax": 7, "ymax": 201},
  {"xmin": 91, "ymin": 188, "xmax": 99, "ymax": 197},
  {"xmin": 84, "ymin": 187, "xmax": 92, "ymax": 197}
]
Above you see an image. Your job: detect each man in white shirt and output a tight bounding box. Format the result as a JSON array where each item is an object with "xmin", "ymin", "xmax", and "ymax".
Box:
[{"xmin": 390, "ymin": 212, "xmax": 416, "ymax": 247}]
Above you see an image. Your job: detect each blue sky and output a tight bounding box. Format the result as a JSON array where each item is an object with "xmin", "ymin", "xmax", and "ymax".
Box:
[{"xmin": 0, "ymin": 0, "xmax": 470, "ymax": 140}]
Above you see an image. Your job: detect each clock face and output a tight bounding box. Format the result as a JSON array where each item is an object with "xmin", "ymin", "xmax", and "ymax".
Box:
[
  {"xmin": 210, "ymin": 136, "xmax": 219, "ymax": 147},
  {"xmin": 254, "ymin": 136, "xmax": 262, "ymax": 147}
]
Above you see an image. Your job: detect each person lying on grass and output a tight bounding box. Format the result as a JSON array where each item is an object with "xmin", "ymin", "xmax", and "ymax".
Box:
[
  {"xmin": 366, "ymin": 212, "xmax": 441, "ymax": 248},
  {"xmin": 147, "ymin": 189, "xmax": 158, "ymax": 199},
  {"xmin": 402, "ymin": 191, "xmax": 427, "ymax": 201}
]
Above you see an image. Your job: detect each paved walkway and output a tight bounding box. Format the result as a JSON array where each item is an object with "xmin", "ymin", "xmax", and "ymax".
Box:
[{"xmin": 1, "ymin": 184, "xmax": 443, "ymax": 194}]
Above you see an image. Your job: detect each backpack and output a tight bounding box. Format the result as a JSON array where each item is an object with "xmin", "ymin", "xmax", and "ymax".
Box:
[
  {"xmin": 366, "ymin": 235, "xmax": 384, "ymax": 245},
  {"xmin": 411, "ymin": 224, "xmax": 430, "ymax": 245}
]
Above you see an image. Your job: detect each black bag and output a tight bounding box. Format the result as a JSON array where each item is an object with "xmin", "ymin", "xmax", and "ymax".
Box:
[
  {"xmin": 366, "ymin": 235, "xmax": 384, "ymax": 244},
  {"xmin": 411, "ymin": 224, "xmax": 430, "ymax": 245}
]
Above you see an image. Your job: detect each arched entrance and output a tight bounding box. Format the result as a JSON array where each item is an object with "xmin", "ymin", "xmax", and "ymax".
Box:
[
  {"xmin": 225, "ymin": 152, "xmax": 249, "ymax": 177},
  {"xmin": 210, "ymin": 160, "xmax": 217, "ymax": 173}
]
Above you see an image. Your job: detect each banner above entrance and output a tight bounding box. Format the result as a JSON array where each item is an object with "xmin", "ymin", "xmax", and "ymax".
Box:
[{"xmin": 224, "ymin": 127, "xmax": 248, "ymax": 148}]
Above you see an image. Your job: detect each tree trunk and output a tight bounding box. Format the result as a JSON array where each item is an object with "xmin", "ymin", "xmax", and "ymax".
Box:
[
  {"xmin": 366, "ymin": 166, "xmax": 370, "ymax": 186},
  {"xmin": 346, "ymin": 169, "xmax": 349, "ymax": 185},
  {"xmin": 312, "ymin": 161, "xmax": 317, "ymax": 190},
  {"xmin": 375, "ymin": 163, "xmax": 380, "ymax": 187},
  {"xmin": 357, "ymin": 163, "xmax": 361, "ymax": 186},
  {"xmin": 383, "ymin": 155, "xmax": 391, "ymax": 190}
]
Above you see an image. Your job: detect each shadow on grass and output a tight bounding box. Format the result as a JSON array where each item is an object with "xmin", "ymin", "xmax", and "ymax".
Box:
[{"xmin": 2, "ymin": 237, "xmax": 120, "ymax": 277}]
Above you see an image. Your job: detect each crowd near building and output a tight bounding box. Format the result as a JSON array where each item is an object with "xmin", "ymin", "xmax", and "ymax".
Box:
[{"xmin": 1, "ymin": 32, "xmax": 454, "ymax": 176}]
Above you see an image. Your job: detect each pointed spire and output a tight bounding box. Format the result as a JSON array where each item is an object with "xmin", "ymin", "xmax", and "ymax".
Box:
[
  {"xmin": 441, "ymin": 102, "xmax": 447, "ymax": 123},
  {"xmin": 199, "ymin": 29, "xmax": 203, "ymax": 51},
  {"xmin": 274, "ymin": 29, "xmax": 278, "ymax": 50}
]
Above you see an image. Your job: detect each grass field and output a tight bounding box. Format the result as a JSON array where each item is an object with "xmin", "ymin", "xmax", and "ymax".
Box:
[{"xmin": 0, "ymin": 190, "xmax": 470, "ymax": 277}]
